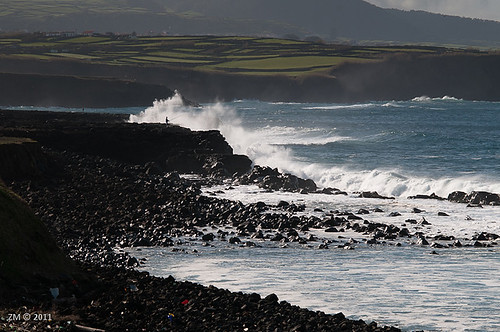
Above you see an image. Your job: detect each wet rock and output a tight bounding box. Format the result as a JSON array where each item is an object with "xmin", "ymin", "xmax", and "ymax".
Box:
[
  {"xmin": 241, "ymin": 166, "xmax": 317, "ymax": 193},
  {"xmin": 127, "ymin": 257, "xmax": 139, "ymax": 267},
  {"xmin": 398, "ymin": 228, "xmax": 410, "ymax": 237},
  {"xmin": 202, "ymin": 233, "xmax": 215, "ymax": 241},
  {"xmin": 447, "ymin": 191, "xmax": 468, "ymax": 203},
  {"xmin": 359, "ymin": 191, "xmax": 395, "ymax": 200},
  {"xmin": 448, "ymin": 191, "xmax": 500, "ymax": 206},
  {"xmin": 277, "ymin": 200, "xmax": 290, "ymax": 208},
  {"xmin": 229, "ymin": 237, "xmax": 241, "ymax": 244},
  {"xmin": 473, "ymin": 232, "xmax": 499, "ymax": 241},
  {"xmin": 466, "ymin": 191, "xmax": 500, "ymax": 206},
  {"xmin": 474, "ymin": 241, "xmax": 486, "ymax": 247},
  {"xmin": 434, "ymin": 235, "xmax": 455, "ymax": 241},
  {"xmin": 319, "ymin": 187, "xmax": 347, "ymax": 195},
  {"xmin": 408, "ymin": 193, "xmax": 445, "ymax": 200}
]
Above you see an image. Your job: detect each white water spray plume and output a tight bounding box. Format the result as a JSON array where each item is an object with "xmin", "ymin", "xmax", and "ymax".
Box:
[{"xmin": 130, "ymin": 93, "xmax": 498, "ymax": 197}]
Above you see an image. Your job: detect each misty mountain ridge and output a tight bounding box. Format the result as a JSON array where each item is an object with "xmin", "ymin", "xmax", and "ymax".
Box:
[{"xmin": 2, "ymin": 0, "xmax": 500, "ymax": 47}]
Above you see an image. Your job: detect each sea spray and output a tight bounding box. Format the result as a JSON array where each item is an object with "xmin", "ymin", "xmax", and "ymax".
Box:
[
  {"xmin": 129, "ymin": 92, "xmax": 297, "ymax": 171},
  {"xmin": 129, "ymin": 94, "xmax": 500, "ymax": 197}
]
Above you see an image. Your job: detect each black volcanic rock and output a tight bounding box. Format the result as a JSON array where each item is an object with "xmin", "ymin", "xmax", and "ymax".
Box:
[
  {"xmin": 239, "ymin": 165, "xmax": 317, "ymax": 193},
  {"xmin": 359, "ymin": 191, "xmax": 395, "ymax": 200},
  {"xmin": 448, "ymin": 191, "xmax": 468, "ymax": 203},
  {"xmin": 448, "ymin": 190, "xmax": 500, "ymax": 206},
  {"xmin": 0, "ymin": 110, "xmax": 252, "ymax": 176}
]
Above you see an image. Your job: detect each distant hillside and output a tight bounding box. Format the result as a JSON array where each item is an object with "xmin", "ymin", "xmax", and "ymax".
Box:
[
  {"xmin": 160, "ymin": 0, "xmax": 500, "ymax": 46},
  {"xmin": 2, "ymin": 0, "xmax": 500, "ymax": 47}
]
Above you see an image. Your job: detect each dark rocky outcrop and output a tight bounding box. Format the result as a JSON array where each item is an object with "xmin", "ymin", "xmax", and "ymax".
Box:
[
  {"xmin": 448, "ymin": 191, "xmax": 500, "ymax": 206},
  {"xmin": 359, "ymin": 191, "xmax": 395, "ymax": 200},
  {"xmin": 238, "ymin": 165, "xmax": 317, "ymax": 193},
  {"xmin": 0, "ymin": 137, "xmax": 51, "ymax": 181},
  {"xmin": 0, "ymin": 109, "xmax": 252, "ymax": 176},
  {"xmin": 408, "ymin": 193, "xmax": 446, "ymax": 200}
]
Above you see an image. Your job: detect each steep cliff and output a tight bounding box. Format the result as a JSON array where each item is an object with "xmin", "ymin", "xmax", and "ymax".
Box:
[{"xmin": 0, "ymin": 109, "xmax": 252, "ymax": 176}]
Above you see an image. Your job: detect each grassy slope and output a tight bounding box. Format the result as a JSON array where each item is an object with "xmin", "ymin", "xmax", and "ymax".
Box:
[
  {"xmin": 0, "ymin": 34, "xmax": 462, "ymax": 78},
  {"xmin": 0, "ymin": 173, "xmax": 75, "ymax": 287}
]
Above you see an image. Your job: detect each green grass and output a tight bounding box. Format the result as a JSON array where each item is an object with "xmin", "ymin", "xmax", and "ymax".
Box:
[
  {"xmin": 20, "ymin": 42, "xmax": 59, "ymax": 47},
  {"xmin": 10, "ymin": 53, "xmax": 55, "ymax": 60},
  {"xmin": 149, "ymin": 51, "xmax": 207, "ymax": 58},
  {"xmin": 132, "ymin": 55, "xmax": 212, "ymax": 64},
  {"xmin": 211, "ymin": 55, "xmax": 372, "ymax": 71},
  {"xmin": 60, "ymin": 36, "xmax": 111, "ymax": 44},
  {"xmin": 0, "ymin": 33, "xmax": 473, "ymax": 77},
  {"xmin": 49, "ymin": 52, "xmax": 98, "ymax": 60},
  {"xmin": 370, "ymin": 47, "xmax": 437, "ymax": 53}
]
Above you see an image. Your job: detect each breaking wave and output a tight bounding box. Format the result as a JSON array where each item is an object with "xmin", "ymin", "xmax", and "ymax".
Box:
[
  {"xmin": 130, "ymin": 93, "xmax": 499, "ymax": 197},
  {"xmin": 412, "ymin": 95, "xmax": 462, "ymax": 102}
]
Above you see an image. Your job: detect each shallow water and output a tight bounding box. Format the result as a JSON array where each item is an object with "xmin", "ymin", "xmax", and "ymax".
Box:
[{"xmin": 128, "ymin": 244, "xmax": 500, "ymax": 331}]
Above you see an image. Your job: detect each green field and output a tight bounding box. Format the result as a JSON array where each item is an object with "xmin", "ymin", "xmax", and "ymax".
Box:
[{"xmin": 0, "ymin": 33, "xmax": 474, "ymax": 77}]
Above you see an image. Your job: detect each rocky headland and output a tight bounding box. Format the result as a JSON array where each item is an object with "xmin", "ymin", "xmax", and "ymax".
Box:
[{"xmin": 0, "ymin": 109, "xmax": 406, "ymax": 331}]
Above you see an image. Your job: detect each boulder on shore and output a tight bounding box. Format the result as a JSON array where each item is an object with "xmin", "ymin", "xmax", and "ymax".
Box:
[
  {"xmin": 448, "ymin": 191, "xmax": 500, "ymax": 206},
  {"xmin": 238, "ymin": 165, "xmax": 317, "ymax": 193}
]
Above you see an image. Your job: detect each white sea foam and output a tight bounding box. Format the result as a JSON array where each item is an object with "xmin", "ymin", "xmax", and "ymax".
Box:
[
  {"xmin": 253, "ymin": 126, "xmax": 351, "ymax": 146},
  {"xmin": 130, "ymin": 93, "xmax": 499, "ymax": 197},
  {"xmin": 411, "ymin": 95, "xmax": 462, "ymax": 102},
  {"xmin": 308, "ymin": 165, "xmax": 500, "ymax": 198},
  {"xmin": 302, "ymin": 103, "xmax": 374, "ymax": 110}
]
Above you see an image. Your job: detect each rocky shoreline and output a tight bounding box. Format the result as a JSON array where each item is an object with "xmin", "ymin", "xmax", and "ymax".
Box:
[
  {"xmin": 0, "ymin": 110, "xmax": 407, "ymax": 331},
  {"xmin": 1, "ymin": 109, "xmax": 498, "ymax": 331}
]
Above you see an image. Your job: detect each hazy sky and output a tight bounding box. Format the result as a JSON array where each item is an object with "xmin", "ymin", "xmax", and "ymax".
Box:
[{"xmin": 365, "ymin": 0, "xmax": 500, "ymax": 22}]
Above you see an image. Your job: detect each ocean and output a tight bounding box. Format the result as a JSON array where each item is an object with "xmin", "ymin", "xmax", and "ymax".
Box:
[{"xmin": 8, "ymin": 95, "xmax": 500, "ymax": 331}]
